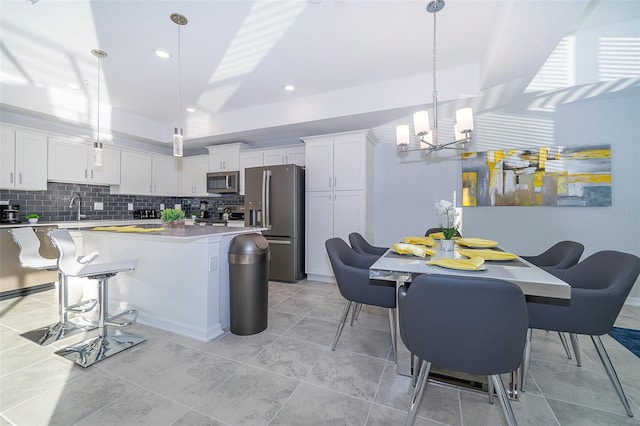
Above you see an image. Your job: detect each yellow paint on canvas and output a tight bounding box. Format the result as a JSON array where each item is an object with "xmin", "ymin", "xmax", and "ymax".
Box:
[
  {"xmin": 462, "ymin": 172, "xmax": 477, "ymax": 206},
  {"xmin": 566, "ymin": 174, "xmax": 611, "ymax": 184},
  {"xmin": 567, "ymin": 149, "xmax": 611, "ymax": 160},
  {"xmin": 538, "ymin": 147, "xmax": 548, "ymax": 169}
]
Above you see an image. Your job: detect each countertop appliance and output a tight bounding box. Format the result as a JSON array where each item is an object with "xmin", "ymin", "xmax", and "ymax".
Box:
[
  {"xmin": 194, "ymin": 204, "xmax": 245, "ymax": 227},
  {"xmin": 206, "ymin": 171, "xmax": 239, "ymax": 194},
  {"xmin": 199, "ymin": 200, "xmax": 210, "ymax": 218},
  {"xmin": 244, "ymin": 164, "xmax": 305, "ymax": 282},
  {"xmin": 1, "ymin": 205, "xmax": 21, "ymax": 224}
]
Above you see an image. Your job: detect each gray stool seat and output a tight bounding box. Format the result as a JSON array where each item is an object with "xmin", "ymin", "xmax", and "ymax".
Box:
[
  {"xmin": 48, "ymin": 229, "xmax": 145, "ymax": 367},
  {"xmin": 9, "ymin": 227, "xmax": 98, "ymax": 345}
]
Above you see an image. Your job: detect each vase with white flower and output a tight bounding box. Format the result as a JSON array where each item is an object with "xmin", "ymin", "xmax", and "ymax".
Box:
[{"xmin": 435, "ymin": 199, "xmax": 459, "ymax": 251}]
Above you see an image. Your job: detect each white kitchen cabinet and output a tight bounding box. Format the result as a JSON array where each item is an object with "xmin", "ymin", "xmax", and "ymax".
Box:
[
  {"xmin": 206, "ymin": 143, "xmax": 248, "ymax": 172},
  {"xmin": 302, "ymin": 130, "xmax": 377, "ymax": 281},
  {"xmin": 115, "ymin": 151, "xmax": 178, "ymax": 196},
  {"xmin": 239, "ymin": 150, "xmax": 264, "ymax": 195},
  {"xmin": 263, "ymin": 145, "xmax": 305, "ymax": 166},
  {"xmin": 48, "ymin": 137, "xmax": 120, "ymax": 185},
  {"xmin": 0, "ymin": 126, "xmax": 48, "ymax": 190},
  {"xmin": 178, "ymin": 155, "xmax": 209, "ymax": 196}
]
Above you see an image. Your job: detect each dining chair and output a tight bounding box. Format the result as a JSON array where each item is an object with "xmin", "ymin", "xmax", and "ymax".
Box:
[
  {"xmin": 9, "ymin": 227, "xmax": 98, "ymax": 345},
  {"xmin": 520, "ymin": 241, "xmax": 585, "ymax": 361},
  {"xmin": 48, "ymin": 229, "xmax": 145, "ymax": 367},
  {"xmin": 424, "ymin": 227, "xmax": 461, "ymax": 238},
  {"xmin": 348, "ymin": 232, "xmax": 387, "ymax": 257},
  {"xmin": 325, "ymin": 238, "xmax": 396, "ymax": 358},
  {"xmin": 399, "ymin": 274, "xmax": 528, "ymax": 426},
  {"xmin": 522, "ymin": 250, "xmax": 640, "ymax": 417}
]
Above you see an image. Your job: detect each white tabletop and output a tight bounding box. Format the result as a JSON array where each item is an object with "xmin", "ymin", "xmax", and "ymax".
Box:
[{"xmin": 369, "ymin": 246, "xmax": 571, "ymax": 300}]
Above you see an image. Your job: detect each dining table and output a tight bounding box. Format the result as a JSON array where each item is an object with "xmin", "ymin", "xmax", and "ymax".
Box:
[{"xmin": 369, "ymin": 237, "xmax": 571, "ymax": 400}]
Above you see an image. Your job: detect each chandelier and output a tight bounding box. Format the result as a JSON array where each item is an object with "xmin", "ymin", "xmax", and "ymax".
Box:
[
  {"xmin": 396, "ymin": 0, "xmax": 473, "ymax": 157},
  {"xmin": 91, "ymin": 49, "xmax": 108, "ymax": 166},
  {"xmin": 171, "ymin": 13, "xmax": 188, "ymax": 157}
]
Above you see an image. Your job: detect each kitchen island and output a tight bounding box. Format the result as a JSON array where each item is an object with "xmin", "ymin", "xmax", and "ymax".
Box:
[{"xmin": 70, "ymin": 224, "xmax": 264, "ymax": 342}]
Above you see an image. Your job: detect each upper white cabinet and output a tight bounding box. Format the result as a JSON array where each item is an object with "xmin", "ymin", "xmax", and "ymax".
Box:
[
  {"xmin": 302, "ymin": 130, "xmax": 377, "ymax": 280},
  {"xmin": 48, "ymin": 137, "xmax": 120, "ymax": 185},
  {"xmin": 239, "ymin": 150, "xmax": 264, "ymax": 195},
  {"xmin": 178, "ymin": 155, "xmax": 209, "ymax": 196},
  {"xmin": 0, "ymin": 125, "xmax": 48, "ymax": 191},
  {"xmin": 114, "ymin": 151, "xmax": 178, "ymax": 196},
  {"xmin": 206, "ymin": 143, "xmax": 248, "ymax": 172},
  {"xmin": 263, "ymin": 145, "xmax": 305, "ymax": 166}
]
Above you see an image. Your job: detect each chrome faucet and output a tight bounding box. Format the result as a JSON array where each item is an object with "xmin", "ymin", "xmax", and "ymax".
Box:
[{"xmin": 69, "ymin": 192, "xmax": 88, "ymax": 221}]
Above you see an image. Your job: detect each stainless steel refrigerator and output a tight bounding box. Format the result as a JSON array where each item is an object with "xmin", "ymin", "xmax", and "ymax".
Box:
[{"xmin": 244, "ymin": 164, "xmax": 305, "ymax": 282}]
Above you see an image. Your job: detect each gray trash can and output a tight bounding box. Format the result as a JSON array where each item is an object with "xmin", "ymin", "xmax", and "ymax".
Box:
[{"xmin": 228, "ymin": 233, "xmax": 270, "ymax": 335}]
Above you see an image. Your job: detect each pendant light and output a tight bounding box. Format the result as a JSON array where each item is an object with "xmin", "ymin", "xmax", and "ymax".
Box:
[
  {"xmin": 171, "ymin": 13, "xmax": 188, "ymax": 157},
  {"xmin": 91, "ymin": 49, "xmax": 108, "ymax": 166}
]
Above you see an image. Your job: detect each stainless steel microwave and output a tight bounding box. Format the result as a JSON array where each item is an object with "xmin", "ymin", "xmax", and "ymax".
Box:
[{"xmin": 206, "ymin": 171, "xmax": 239, "ymax": 194}]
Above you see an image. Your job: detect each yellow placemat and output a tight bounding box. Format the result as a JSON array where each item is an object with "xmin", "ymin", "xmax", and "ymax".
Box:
[
  {"xmin": 456, "ymin": 238, "xmax": 498, "ymax": 248},
  {"xmin": 427, "ymin": 256, "xmax": 486, "ymax": 271},
  {"xmin": 401, "ymin": 236, "xmax": 436, "ymax": 247},
  {"xmin": 390, "ymin": 243, "xmax": 435, "ymax": 258},
  {"xmin": 92, "ymin": 225, "xmax": 138, "ymax": 231},
  {"xmin": 427, "ymin": 231, "xmax": 445, "ymax": 240},
  {"xmin": 116, "ymin": 227, "xmax": 165, "ymax": 233},
  {"xmin": 457, "ymin": 248, "xmax": 517, "ymax": 261}
]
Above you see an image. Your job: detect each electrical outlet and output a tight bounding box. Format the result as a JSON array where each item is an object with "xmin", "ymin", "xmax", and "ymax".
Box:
[
  {"xmin": 94, "ymin": 202, "xmax": 104, "ymax": 210},
  {"xmin": 128, "ymin": 203, "xmax": 134, "ymax": 211},
  {"xmin": 160, "ymin": 203, "xmax": 165, "ymax": 210},
  {"xmin": 175, "ymin": 204, "xmax": 181, "ymax": 210}
]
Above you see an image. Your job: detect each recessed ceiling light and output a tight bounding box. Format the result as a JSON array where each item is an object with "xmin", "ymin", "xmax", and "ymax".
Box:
[
  {"xmin": 185, "ymin": 107, "xmax": 196, "ymax": 112},
  {"xmin": 283, "ymin": 84, "xmax": 295, "ymax": 91},
  {"xmin": 155, "ymin": 50, "xmax": 171, "ymax": 59}
]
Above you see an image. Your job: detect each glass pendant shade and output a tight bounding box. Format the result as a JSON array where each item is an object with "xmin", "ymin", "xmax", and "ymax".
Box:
[
  {"xmin": 93, "ymin": 141, "xmax": 103, "ymax": 166},
  {"xmin": 396, "ymin": 125, "xmax": 410, "ymax": 146},
  {"xmin": 173, "ymin": 128, "xmax": 184, "ymax": 157},
  {"xmin": 413, "ymin": 111, "xmax": 430, "ymax": 135},
  {"xmin": 455, "ymin": 108, "xmax": 474, "ymax": 132}
]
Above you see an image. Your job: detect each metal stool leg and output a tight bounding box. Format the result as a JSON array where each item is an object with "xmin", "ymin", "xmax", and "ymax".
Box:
[
  {"xmin": 55, "ymin": 274, "xmax": 145, "ymax": 368},
  {"xmin": 20, "ymin": 272, "xmax": 97, "ymax": 345}
]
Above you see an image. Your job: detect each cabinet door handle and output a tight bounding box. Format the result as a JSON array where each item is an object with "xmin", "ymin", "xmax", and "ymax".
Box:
[
  {"xmin": 9, "ymin": 172, "xmax": 13, "ymax": 184},
  {"xmin": 329, "ymin": 177, "xmax": 332, "ymax": 188},
  {"xmin": 91, "ymin": 170, "xmax": 94, "ymax": 179},
  {"xmin": 85, "ymin": 169, "xmax": 88, "ymax": 179},
  {"xmin": 153, "ymin": 185, "xmax": 157, "ymax": 193},
  {"xmin": 149, "ymin": 185, "xmax": 152, "ymax": 193},
  {"xmin": 334, "ymin": 177, "xmax": 337, "ymax": 188},
  {"xmin": 19, "ymin": 173, "xmax": 22, "ymax": 184}
]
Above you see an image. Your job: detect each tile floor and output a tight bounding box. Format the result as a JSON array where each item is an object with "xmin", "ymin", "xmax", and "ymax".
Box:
[{"xmin": 1, "ymin": 280, "xmax": 639, "ymax": 426}]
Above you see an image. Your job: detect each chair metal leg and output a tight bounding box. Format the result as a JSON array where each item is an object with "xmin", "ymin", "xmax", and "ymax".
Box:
[
  {"xmin": 488, "ymin": 375, "xmax": 495, "ymax": 404},
  {"xmin": 406, "ymin": 360, "xmax": 431, "ymax": 426},
  {"xmin": 558, "ymin": 332, "xmax": 572, "ymax": 359},
  {"xmin": 388, "ymin": 308, "xmax": 397, "ymax": 361},
  {"xmin": 521, "ymin": 328, "xmax": 533, "ymax": 392},
  {"xmin": 55, "ymin": 276, "xmax": 145, "ymax": 368},
  {"xmin": 591, "ymin": 335, "xmax": 634, "ymax": 417},
  {"xmin": 20, "ymin": 273, "xmax": 97, "ymax": 346},
  {"xmin": 332, "ymin": 300, "xmax": 352, "ymax": 351},
  {"xmin": 491, "ymin": 374, "xmax": 518, "ymax": 426},
  {"xmin": 350, "ymin": 302, "xmax": 362, "ymax": 326},
  {"xmin": 569, "ymin": 333, "xmax": 581, "ymax": 367}
]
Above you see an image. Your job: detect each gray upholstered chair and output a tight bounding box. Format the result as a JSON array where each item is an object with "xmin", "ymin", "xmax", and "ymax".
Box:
[
  {"xmin": 424, "ymin": 227, "xmax": 461, "ymax": 238},
  {"xmin": 522, "ymin": 250, "xmax": 640, "ymax": 417},
  {"xmin": 325, "ymin": 238, "xmax": 396, "ymax": 357},
  {"xmin": 9, "ymin": 227, "xmax": 97, "ymax": 345},
  {"xmin": 348, "ymin": 232, "xmax": 387, "ymax": 257},
  {"xmin": 399, "ymin": 274, "xmax": 528, "ymax": 426},
  {"xmin": 521, "ymin": 240, "xmax": 585, "ymax": 361},
  {"xmin": 520, "ymin": 240, "xmax": 584, "ymax": 269},
  {"xmin": 48, "ymin": 229, "xmax": 145, "ymax": 367}
]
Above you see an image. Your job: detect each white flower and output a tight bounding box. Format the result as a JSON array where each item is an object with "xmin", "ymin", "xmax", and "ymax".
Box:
[{"xmin": 435, "ymin": 199, "xmax": 459, "ymax": 229}]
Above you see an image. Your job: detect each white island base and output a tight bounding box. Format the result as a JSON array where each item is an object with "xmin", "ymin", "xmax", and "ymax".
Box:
[{"xmin": 72, "ymin": 226, "xmax": 263, "ymax": 342}]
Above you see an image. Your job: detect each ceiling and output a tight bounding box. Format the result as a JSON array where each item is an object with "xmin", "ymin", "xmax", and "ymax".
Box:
[{"xmin": 1, "ymin": 0, "xmax": 633, "ymax": 153}]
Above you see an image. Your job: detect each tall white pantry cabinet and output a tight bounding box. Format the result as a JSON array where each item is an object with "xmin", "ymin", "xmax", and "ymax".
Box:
[{"xmin": 302, "ymin": 130, "xmax": 377, "ymax": 281}]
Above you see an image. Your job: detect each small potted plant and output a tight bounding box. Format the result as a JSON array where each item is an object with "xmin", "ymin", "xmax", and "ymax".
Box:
[
  {"xmin": 26, "ymin": 213, "xmax": 39, "ymax": 224},
  {"xmin": 160, "ymin": 208, "xmax": 186, "ymax": 228},
  {"xmin": 435, "ymin": 199, "xmax": 459, "ymax": 251}
]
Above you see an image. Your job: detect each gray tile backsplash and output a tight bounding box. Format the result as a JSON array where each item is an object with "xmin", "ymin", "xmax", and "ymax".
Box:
[{"xmin": 1, "ymin": 183, "xmax": 243, "ymax": 222}]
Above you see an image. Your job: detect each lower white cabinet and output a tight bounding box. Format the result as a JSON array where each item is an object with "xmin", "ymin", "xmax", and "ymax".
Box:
[{"xmin": 305, "ymin": 190, "xmax": 367, "ymax": 279}]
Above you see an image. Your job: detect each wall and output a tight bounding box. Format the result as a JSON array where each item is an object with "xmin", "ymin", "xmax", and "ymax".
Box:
[
  {"xmin": 372, "ymin": 94, "xmax": 640, "ymax": 303},
  {"xmin": 0, "ymin": 182, "xmax": 244, "ymax": 222}
]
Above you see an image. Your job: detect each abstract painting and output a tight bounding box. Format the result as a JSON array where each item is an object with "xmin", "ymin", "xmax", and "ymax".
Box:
[{"xmin": 461, "ymin": 145, "xmax": 611, "ymax": 207}]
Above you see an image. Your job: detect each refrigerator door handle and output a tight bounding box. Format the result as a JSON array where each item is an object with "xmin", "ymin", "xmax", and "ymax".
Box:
[
  {"xmin": 265, "ymin": 239, "xmax": 291, "ymax": 245},
  {"xmin": 262, "ymin": 169, "xmax": 272, "ymax": 230}
]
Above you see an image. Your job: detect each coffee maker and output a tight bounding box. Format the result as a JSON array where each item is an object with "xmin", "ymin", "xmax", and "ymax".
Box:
[
  {"xmin": 199, "ymin": 201, "xmax": 209, "ymax": 218},
  {"xmin": 0, "ymin": 204, "xmax": 21, "ymax": 223}
]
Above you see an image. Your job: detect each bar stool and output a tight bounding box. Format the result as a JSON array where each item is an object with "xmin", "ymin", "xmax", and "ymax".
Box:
[
  {"xmin": 48, "ymin": 229, "xmax": 145, "ymax": 367},
  {"xmin": 8, "ymin": 227, "xmax": 98, "ymax": 345}
]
